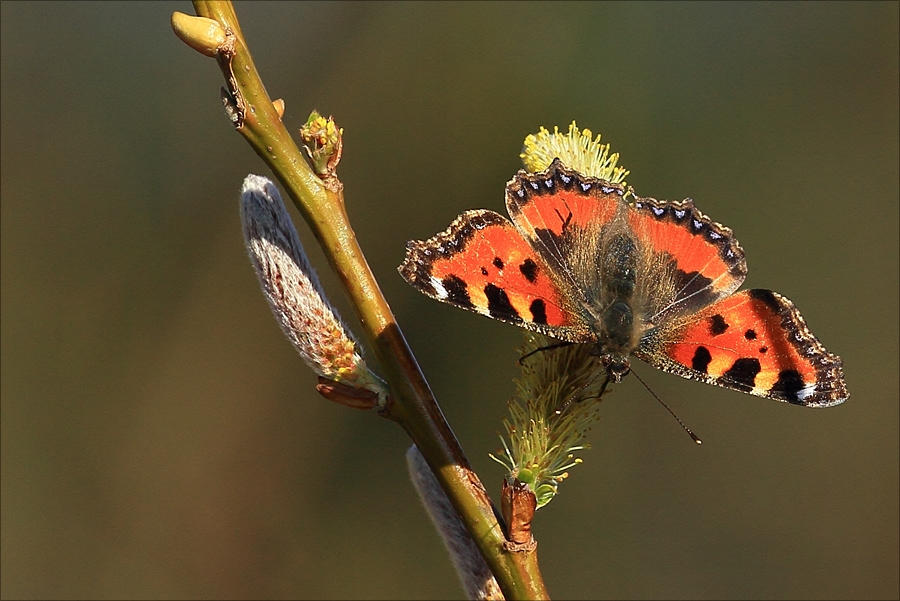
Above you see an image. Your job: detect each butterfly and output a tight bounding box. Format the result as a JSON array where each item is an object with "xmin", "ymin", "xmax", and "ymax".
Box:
[{"xmin": 399, "ymin": 158, "xmax": 847, "ymax": 407}]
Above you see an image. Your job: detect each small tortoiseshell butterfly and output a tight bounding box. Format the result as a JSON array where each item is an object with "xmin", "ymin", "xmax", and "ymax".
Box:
[{"xmin": 399, "ymin": 159, "xmax": 847, "ymax": 407}]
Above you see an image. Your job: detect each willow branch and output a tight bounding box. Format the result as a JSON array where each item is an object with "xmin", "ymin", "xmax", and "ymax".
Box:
[{"xmin": 175, "ymin": 2, "xmax": 547, "ymax": 598}]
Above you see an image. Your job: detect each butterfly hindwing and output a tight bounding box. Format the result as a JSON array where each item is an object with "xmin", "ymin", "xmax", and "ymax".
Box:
[
  {"xmin": 399, "ymin": 209, "xmax": 595, "ymax": 343},
  {"xmin": 635, "ymin": 289, "xmax": 847, "ymax": 407}
]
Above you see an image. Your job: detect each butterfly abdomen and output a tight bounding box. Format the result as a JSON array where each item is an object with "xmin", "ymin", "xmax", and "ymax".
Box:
[{"xmin": 595, "ymin": 232, "xmax": 639, "ymax": 354}]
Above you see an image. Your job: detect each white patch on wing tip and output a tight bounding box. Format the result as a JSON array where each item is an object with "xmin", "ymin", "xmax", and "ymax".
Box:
[
  {"xmin": 430, "ymin": 276, "xmax": 448, "ymax": 299},
  {"xmin": 796, "ymin": 384, "xmax": 817, "ymax": 401}
]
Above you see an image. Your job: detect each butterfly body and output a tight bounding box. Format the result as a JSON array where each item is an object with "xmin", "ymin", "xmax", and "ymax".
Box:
[{"xmin": 400, "ymin": 159, "xmax": 847, "ymax": 407}]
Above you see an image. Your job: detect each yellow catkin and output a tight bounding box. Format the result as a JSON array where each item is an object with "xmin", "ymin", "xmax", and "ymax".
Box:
[{"xmin": 520, "ymin": 121, "xmax": 629, "ymax": 185}]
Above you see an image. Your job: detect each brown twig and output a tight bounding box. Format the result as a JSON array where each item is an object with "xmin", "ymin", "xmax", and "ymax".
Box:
[{"xmin": 173, "ymin": 3, "xmax": 548, "ymax": 599}]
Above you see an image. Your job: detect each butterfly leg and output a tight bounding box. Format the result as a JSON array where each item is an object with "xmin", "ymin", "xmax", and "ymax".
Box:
[{"xmin": 517, "ymin": 341, "xmax": 576, "ymax": 365}]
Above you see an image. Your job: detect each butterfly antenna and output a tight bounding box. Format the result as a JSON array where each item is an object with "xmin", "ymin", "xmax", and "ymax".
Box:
[
  {"xmin": 630, "ymin": 368, "xmax": 702, "ymax": 445},
  {"xmin": 555, "ymin": 370, "xmax": 608, "ymax": 415}
]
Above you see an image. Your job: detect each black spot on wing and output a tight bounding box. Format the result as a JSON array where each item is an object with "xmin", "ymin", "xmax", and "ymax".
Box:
[
  {"xmin": 710, "ymin": 314, "xmax": 729, "ymax": 336},
  {"xmin": 442, "ymin": 275, "xmax": 473, "ymax": 309},
  {"xmin": 744, "ymin": 329, "xmax": 757, "ymax": 340},
  {"xmin": 692, "ymin": 346, "xmax": 712, "ymax": 373},
  {"xmin": 530, "ymin": 299, "xmax": 548, "ymax": 324},
  {"xmin": 480, "ymin": 267, "xmax": 488, "ymax": 276},
  {"xmin": 719, "ymin": 358, "xmax": 761, "ymax": 392},
  {"xmin": 749, "ymin": 288, "xmax": 780, "ymax": 310},
  {"xmin": 769, "ymin": 369, "xmax": 806, "ymax": 404},
  {"xmin": 484, "ymin": 283, "xmax": 521, "ymax": 322},
  {"xmin": 666, "ymin": 269, "xmax": 718, "ymax": 317},
  {"xmin": 520, "ymin": 258, "xmax": 539, "ymax": 283},
  {"xmin": 492, "ymin": 257, "xmax": 504, "ymax": 270}
]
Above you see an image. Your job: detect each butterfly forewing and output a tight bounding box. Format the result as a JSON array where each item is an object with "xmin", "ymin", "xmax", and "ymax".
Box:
[
  {"xmin": 628, "ymin": 196, "xmax": 748, "ymax": 326},
  {"xmin": 505, "ymin": 159, "xmax": 625, "ymax": 297}
]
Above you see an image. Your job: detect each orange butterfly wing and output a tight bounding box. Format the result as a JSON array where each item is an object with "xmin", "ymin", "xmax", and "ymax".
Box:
[
  {"xmin": 627, "ymin": 195, "xmax": 747, "ymax": 322},
  {"xmin": 635, "ymin": 289, "xmax": 847, "ymax": 407},
  {"xmin": 399, "ymin": 209, "xmax": 594, "ymax": 343}
]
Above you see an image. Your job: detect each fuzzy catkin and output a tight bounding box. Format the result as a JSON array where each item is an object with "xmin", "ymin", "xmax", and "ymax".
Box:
[
  {"xmin": 240, "ymin": 174, "xmax": 369, "ymax": 387},
  {"xmin": 406, "ymin": 445, "xmax": 504, "ymax": 601}
]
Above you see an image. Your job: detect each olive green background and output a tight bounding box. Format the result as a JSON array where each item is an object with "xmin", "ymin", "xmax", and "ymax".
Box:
[{"xmin": 2, "ymin": 2, "xmax": 897, "ymax": 599}]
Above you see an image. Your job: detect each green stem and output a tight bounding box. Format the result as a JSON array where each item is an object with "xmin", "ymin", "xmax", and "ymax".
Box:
[{"xmin": 186, "ymin": 2, "xmax": 548, "ymax": 599}]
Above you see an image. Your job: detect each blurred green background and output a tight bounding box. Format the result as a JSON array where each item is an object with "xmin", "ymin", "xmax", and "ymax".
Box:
[{"xmin": 2, "ymin": 2, "xmax": 897, "ymax": 599}]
